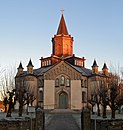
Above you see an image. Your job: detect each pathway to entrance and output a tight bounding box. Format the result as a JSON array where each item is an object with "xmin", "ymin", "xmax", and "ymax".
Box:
[{"xmin": 45, "ymin": 110, "xmax": 80, "ymax": 130}]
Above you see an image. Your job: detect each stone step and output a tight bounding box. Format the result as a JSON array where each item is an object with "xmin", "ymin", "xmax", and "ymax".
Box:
[{"xmin": 50, "ymin": 109, "xmax": 76, "ymax": 113}]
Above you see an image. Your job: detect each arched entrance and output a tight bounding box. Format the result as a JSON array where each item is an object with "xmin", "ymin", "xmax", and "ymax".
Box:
[{"xmin": 59, "ymin": 92, "xmax": 68, "ymax": 109}]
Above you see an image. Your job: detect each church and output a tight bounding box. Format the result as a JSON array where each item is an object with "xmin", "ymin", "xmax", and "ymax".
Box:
[{"xmin": 15, "ymin": 14, "xmax": 109, "ymax": 110}]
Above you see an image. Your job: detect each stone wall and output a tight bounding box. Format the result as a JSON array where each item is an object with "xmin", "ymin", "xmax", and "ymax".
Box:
[
  {"xmin": 0, "ymin": 118, "xmax": 35, "ymax": 130},
  {"xmin": 91, "ymin": 119, "xmax": 123, "ymax": 130},
  {"xmin": 0, "ymin": 107, "xmax": 44, "ymax": 130}
]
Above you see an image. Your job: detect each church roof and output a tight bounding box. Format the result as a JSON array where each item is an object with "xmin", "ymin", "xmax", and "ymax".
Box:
[
  {"xmin": 33, "ymin": 66, "xmax": 53, "ymax": 76},
  {"xmin": 68, "ymin": 63, "xmax": 92, "ymax": 76},
  {"xmin": 17, "ymin": 61, "xmax": 92, "ymax": 77},
  {"xmin": 16, "ymin": 66, "xmax": 52, "ymax": 77},
  {"xmin": 16, "ymin": 60, "xmax": 109, "ymax": 78},
  {"xmin": 57, "ymin": 14, "xmax": 69, "ymax": 35}
]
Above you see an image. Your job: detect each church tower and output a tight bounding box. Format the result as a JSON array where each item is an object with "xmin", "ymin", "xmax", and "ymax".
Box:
[
  {"xmin": 52, "ymin": 14, "xmax": 73, "ymax": 57},
  {"xmin": 17, "ymin": 62, "xmax": 24, "ymax": 76},
  {"xmin": 102, "ymin": 63, "xmax": 108, "ymax": 76},
  {"xmin": 40, "ymin": 13, "xmax": 85, "ymax": 68},
  {"xmin": 92, "ymin": 59, "xmax": 98, "ymax": 74},
  {"xmin": 27, "ymin": 59, "xmax": 34, "ymax": 74}
]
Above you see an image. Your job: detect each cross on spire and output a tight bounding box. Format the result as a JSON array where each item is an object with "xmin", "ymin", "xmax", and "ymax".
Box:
[{"xmin": 61, "ymin": 8, "xmax": 64, "ymax": 14}]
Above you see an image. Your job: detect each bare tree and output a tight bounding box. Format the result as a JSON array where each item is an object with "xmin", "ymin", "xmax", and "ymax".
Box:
[
  {"xmin": 116, "ymin": 82, "xmax": 123, "ymax": 113},
  {"xmin": 108, "ymin": 73, "xmax": 119, "ymax": 119},
  {"xmin": 89, "ymin": 80, "xmax": 102, "ymax": 116},
  {"xmin": 88, "ymin": 94, "xmax": 96, "ymax": 114},
  {"xmin": 0, "ymin": 66, "xmax": 15, "ymax": 112},
  {"xmin": 94, "ymin": 91, "xmax": 101, "ymax": 116},
  {"xmin": 16, "ymin": 78, "xmax": 36, "ymax": 116},
  {"xmin": 100, "ymin": 86, "xmax": 109, "ymax": 118},
  {"xmin": 6, "ymin": 89, "xmax": 16, "ymax": 117},
  {"xmin": 25, "ymin": 85, "xmax": 36, "ymax": 115}
]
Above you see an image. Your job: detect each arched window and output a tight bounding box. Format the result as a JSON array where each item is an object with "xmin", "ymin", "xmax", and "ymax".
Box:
[
  {"xmin": 61, "ymin": 76, "xmax": 65, "ymax": 86},
  {"xmin": 81, "ymin": 79, "xmax": 84, "ymax": 87},
  {"xmin": 49, "ymin": 60, "xmax": 51, "ymax": 65},
  {"xmin": 42, "ymin": 62, "xmax": 44, "ymax": 67},
  {"xmin": 66, "ymin": 79, "xmax": 70, "ymax": 87},
  {"xmin": 47, "ymin": 60, "xmax": 49, "ymax": 66},
  {"xmin": 82, "ymin": 91, "xmax": 86, "ymax": 103},
  {"xmin": 55, "ymin": 78, "xmax": 59, "ymax": 87},
  {"xmin": 84, "ymin": 80, "xmax": 87, "ymax": 88},
  {"xmin": 41, "ymin": 79, "xmax": 44, "ymax": 87},
  {"xmin": 44, "ymin": 61, "xmax": 46, "ymax": 66}
]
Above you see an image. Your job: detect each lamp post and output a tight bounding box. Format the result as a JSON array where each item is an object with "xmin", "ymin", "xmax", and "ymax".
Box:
[
  {"xmin": 36, "ymin": 87, "xmax": 45, "ymax": 130},
  {"xmin": 39, "ymin": 87, "xmax": 43, "ymax": 109}
]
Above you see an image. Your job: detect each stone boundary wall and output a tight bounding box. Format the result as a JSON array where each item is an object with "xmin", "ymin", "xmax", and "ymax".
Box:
[
  {"xmin": 0, "ymin": 118, "xmax": 35, "ymax": 130},
  {"xmin": 0, "ymin": 107, "xmax": 44, "ymax": 130},
  {"xmin": 91, "ymin": 119, "xmax": 123, "ymax": 130}
]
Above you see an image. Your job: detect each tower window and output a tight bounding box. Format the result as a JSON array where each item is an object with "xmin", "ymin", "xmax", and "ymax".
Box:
[
  {"xmin": 82, "ymin": 91, "xmax": 86, "ymax": 103},
  {"xmin": 44, "ymin": 61, "xmax": 47, "ymax": 66},
  {"xmin": 81, "ymin": 62, "xmax": 83, "ymax": 67},
  {"xmin": 84, "ymin": 80, "xmax": 87, "ymax": 88},
  {"xmin": 81, "ymin": 79, "xmax": 84, "ymax": 87},
  {"xmin": 49, "ymin": 60, "xmax": 51, "ymax": 65},
  {"xmin": 74, "ymin": 60, "xmax": 77, "ymax": 65},
  {"xmin": 47, "ymin": 60, "xmax": 49, "ymax": 66},
  {"xmin": 42, "ymin": 62, "xmax": 44, "ymax": 67}
]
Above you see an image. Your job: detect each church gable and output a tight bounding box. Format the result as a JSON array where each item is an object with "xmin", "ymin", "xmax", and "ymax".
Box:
[{"xmin": 44, "ymin": 61, "xmax": 81, "ymax": 80}]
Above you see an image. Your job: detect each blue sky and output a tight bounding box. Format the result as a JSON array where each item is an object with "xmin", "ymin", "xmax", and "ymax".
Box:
[{"xmin": 0, "ymin": 0, "xmax": 123, "ymax": 72}]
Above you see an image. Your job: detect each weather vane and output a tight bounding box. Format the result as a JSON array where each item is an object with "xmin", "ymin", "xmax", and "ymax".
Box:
[{"xmin": 61, "ymin": 8, "xmax": 64, "ymax": 14}]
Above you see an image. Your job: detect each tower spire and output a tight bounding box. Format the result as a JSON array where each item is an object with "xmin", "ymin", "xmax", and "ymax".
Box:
[
  {"xmin": 92, "ymin": 59, "xmax": 98, "ymax": 74},
  {"xmin": 57, "ymin": 13, "xmax": 68, "ymax": 35},
  {"xmin": 102, "ymin": 63, "xmax": 108, "ymax": 70},
  {"xmin": 27, "ymin": 59, "xmax": 34, "ymax": 67},
  {"xmin": 102, "ymin": 62, "xmax": 108, "ymax": 76},
  {"xmin": 18, "ymin": 62, "xmax": 24, "ymax": 69},
  {"xmin": 92, "ymin": 59, "xmax": 98, "ymax": 67},
  {"xmin": 17, "ymin": 62, "xmax": 24, "ymax": 75},
  {"xmin": 27, "ymin": 59, "xmax": 34, "ymax": 74}
]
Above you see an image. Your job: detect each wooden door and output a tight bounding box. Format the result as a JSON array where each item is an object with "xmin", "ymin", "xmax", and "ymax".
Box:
[{"xmin": 59, "ymin": 92, "xmax": 68, "ymax": 109}]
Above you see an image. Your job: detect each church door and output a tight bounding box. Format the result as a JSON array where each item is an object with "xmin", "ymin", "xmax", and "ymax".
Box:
[{"xmin": 59, "ymin": 92, "xmax": 68, "ymax": 109}]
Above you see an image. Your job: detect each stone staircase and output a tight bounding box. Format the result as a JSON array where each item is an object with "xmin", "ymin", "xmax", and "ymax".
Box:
[{"xmin": 50, "ymin": 109, "xmax": 80, "ymax": 113}]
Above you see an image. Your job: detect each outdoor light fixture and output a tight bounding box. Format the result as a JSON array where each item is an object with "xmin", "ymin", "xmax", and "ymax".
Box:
[
  {"xmin": 39, "ymin": 87, "xmax": 43, "ymax": 92},
  {"xmin": 38, "ymin": 87, "xmax": 43, "ymax": 109}
]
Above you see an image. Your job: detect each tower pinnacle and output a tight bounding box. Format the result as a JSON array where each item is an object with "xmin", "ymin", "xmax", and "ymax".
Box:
[{"xmin": 57, "ymin": 14, "xmax": 68, "ymax": 35}]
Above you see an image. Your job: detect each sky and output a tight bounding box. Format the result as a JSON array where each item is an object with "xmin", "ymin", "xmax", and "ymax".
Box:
[{"xmin": 0, "ymin": 0, "xmax": 123, "ymax": 73}]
